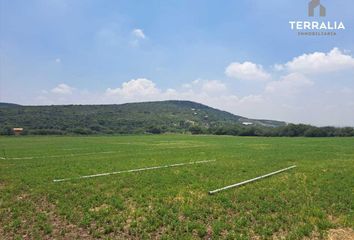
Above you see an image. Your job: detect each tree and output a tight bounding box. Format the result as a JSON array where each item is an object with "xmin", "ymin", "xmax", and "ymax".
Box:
[
  {"xmin": 146, "ymin": 126, "xmax": 162, "ymax": 134},
  {"xmin": 0, "ymin": 127, "xmax": 13, "ymax": 135},
  {"xmin": 189, "ymin": 126, "xmax": 203, "ymax": 134},
  {"xmin": 304, "ymin": 127, "xmax": 327, "ymax": 137}
]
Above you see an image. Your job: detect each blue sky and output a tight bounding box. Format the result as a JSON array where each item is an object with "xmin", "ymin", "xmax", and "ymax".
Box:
[{"xmin": 1, "ymin": 0, "xmax": 354, "ymax": 126}]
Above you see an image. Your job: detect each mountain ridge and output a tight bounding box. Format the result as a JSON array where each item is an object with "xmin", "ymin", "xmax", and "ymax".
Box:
[{"xmin": 0, "ymin": 100, "xmax": 286, "ymax": 135}]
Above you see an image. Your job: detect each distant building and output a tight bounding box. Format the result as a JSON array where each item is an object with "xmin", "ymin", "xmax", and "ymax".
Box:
[
  {"xmin": 12, "ymin": 128, "xmax": 23, "ymax": 135},
  {"xmin": 242, "ymin": 122, "xmax": 253, "ymax": 126}
]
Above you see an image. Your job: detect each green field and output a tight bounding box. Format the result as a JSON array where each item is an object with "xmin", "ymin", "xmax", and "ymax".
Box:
[{"xmin": 0, "ymin": 135, "xmax": 353, "ymax": 239}]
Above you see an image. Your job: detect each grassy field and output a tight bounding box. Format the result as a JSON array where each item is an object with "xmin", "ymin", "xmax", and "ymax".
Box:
[{"xmin": 0, "ymin": 135, "xmax": 353, "ymax": 239}]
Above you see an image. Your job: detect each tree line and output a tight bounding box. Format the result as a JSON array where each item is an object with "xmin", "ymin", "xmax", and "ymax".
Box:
[
  {"xmin": 188, "ymin": 124, "xmax": 354, "ymax": 137},
  {"xmin": 1, "ymin": 124, "xmax": 353, "ymax": 137}
]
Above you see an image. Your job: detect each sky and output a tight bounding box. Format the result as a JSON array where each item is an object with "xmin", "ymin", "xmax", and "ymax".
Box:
[{"xmin": 0, "ymin": 0, "xmax": 354, "ymax": 126}]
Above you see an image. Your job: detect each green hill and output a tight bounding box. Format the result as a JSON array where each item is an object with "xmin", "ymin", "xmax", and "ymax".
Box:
[
  {"xmin": 0, "ymin": 100, "xmax": 285, "ymax": 135},
  {"xmin": 0, "ymin": 102, "xmax": 21, "ymax": 108}
]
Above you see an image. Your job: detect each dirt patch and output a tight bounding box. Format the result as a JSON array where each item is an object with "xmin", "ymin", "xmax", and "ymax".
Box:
[
  {"xmin": 16, "ymin": 193, "xmax": 30, "ymax": 201},
  {"xmin": 272, "ymin": 229, "xmax": 288, "ymax": 239},
  {"xmin": 37, "ymin": 198, "xmax": 93, "ymax": 240},
  {"xmin": 327, "ymin": 228, "xmax": 354, "ymax": 240},
  {"xmin": 205, "ymin": 225, "xmax": 213, "ymax": 240},
  {"xmin": 149, "ymin": 225, "xmax": 168, "ymax": 239},
  {"xmin": 1, "ymin": 196, "xmax": 93, "ymax": 239},
  {"xmin": 0, "ymin": 222, "xmax": 4, "ymax": 239},
  {"xmin": 178, "ymin": 215, "xmax": 186, "ymax": 222},
  {"xmin": 273, "ymin": 228, "xmax": 354, "ymax": 240}
]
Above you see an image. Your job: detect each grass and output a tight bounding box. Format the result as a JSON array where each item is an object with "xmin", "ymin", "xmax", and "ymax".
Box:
[{"xmin": 0, "ymin": 135, "xmax": 353, "ymax": 239}]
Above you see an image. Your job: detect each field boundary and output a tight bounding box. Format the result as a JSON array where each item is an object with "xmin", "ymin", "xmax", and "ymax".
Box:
[{"xmin": 53, "ymin": 159, "xmax": 216, "ymax": 182}]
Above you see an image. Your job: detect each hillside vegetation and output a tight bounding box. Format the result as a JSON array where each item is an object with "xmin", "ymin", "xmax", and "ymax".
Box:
[
  {"xmin": 0, "ymin": 100, "xmax": 353, "ymax": 137},
  {"xmin": 0, "ymin": 101, "xmax": 283, "ymax": 134}
]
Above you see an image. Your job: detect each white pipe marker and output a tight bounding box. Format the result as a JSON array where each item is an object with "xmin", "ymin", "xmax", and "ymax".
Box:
[
  {"xmin": 208, "ymin": 165, "xmax": 296, "ymax": 195},
  {"xmin": 53, "ymin": 159, "xmax": 216, "ymax": 182}
]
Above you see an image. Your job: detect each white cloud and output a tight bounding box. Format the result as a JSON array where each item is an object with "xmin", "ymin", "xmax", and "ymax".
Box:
[
  {"xmin": 186, "ymin": 79, "xmax": 227, "ymax": 95},
  {"xmin": 130, "ymin": 29, "xmax": 147, "ymax": 47},
  {"xmin": 106, "ymin": 78, "xmax": 227, "ymax": 100},
  {"xmin": 51, "ymin": 84, "xmax": 74, "ymax": 95},
  {"xmin": 201, "ymin": 80, "xmax": 227, "ymax": 93},
  {"xmin": 182, "ymin": 83, "xmax": 192, "ymax": 89},
  {"xmin": 281, "ymin": 48, "xmax": 354, "ymax": 74},
  {"xmin": 104, "ymin": 78, "xmax": 227, "ymax": 102},
  {"xmin": 225, "ymin": 61, "xmax": 270, "ymax": 81},
  {"xmin": 239, "ymin": 94, "xmax": 264, "ymax": 104},
  {"xmin": 265, "ymin": 73, "xmax": 314, "ymax": 95},
  {"xmin": 105, "ymin": 78, "xmax": 160, "ymax": 98},
  {"xmin": 132, "ymin": 29, "xmax": 146, "ymax": 39},
  {"xmin": 273, "ymin": 64, "xmax": 284, "ymax": 71}
]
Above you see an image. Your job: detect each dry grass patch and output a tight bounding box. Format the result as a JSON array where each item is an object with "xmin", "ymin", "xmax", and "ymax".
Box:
[
  {"xmin": 327, "ymin": 228, "xmax": 354, "ymax": 240},
  {"xmin": 89, "ymin": 203, "xmax": 110, "ymax": 213}
]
